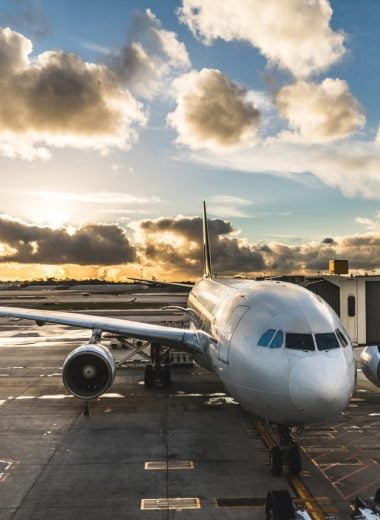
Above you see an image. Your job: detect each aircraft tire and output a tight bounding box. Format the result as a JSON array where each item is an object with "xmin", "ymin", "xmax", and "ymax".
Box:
[
  {"xmin": 288, "ymin": 445, "xmax": 301, "ymax": 475},
  {"xmin": 265, "ymin": 490, "xmax": 295, "ymax": 520},
  {"xmin": 144, "ymin": 365, "xmax": 154, "ymax": 388},
  {"xmin": 270, "ymin": 447, "xmax": 283, "ymax": 476}
]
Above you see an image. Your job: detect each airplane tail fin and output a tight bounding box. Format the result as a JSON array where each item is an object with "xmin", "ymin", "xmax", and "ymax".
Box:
[{"xmin": 202, "ymin": 201, "xmax": 213, "ymax": 278}]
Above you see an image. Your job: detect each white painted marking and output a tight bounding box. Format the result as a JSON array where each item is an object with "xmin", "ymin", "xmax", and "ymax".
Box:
[
  {"xmin": 145, "ymin": 461, "xmax": 194, "ymax": 470},
  {"xmin": 99, "ymin": 393, "xmax": 124, "ymax": 398},
  {"xmin": 38, "ymin": 394, "xmax": 73, "ymax": 399},
  {"xmin": 141, "ymin": 498, "xmax": 200, "ymax": 510}
]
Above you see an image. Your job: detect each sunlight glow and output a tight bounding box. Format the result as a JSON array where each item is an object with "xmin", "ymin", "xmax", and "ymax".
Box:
[{"xmin": 25, "ymin": 202, "xmax": 72, "ymax": 228}]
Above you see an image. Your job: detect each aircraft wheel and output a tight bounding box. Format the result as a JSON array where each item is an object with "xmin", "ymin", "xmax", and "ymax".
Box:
[
  {"xmin": 270, "ymin": 447, "xmax": 283, "ymax": 476},
  {"xmin": 162, "ymin": 365, "xmax": 171, "ymax": 387},
  {"xmin": 288, "ymin": 445, "xmax": 301, "ymax": 475},
  {"xmin": 144, "ymin": 365, "xmax": 154, "ymax": 388},
  {"xmin": 265, "ymin": 490, "xmax": 295, "ymax": 520}
]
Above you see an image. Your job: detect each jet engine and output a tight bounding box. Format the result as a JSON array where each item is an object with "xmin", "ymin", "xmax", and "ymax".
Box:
[
  {"xmin": 62, "ymin": 343, "xmax": 115, "ymax": 399},
  {"xmin": 359, "ymin": 345, "xmax": 380, "ymax": 388}
]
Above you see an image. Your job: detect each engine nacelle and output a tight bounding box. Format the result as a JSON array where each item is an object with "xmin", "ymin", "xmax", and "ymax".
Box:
[
  {"xmin": 62, "ymin": 343, "xmax": 115, "ymax": 399},
  {"xmin": 359, "ymin": 346, "xmax": 380, "ymax": 388}
]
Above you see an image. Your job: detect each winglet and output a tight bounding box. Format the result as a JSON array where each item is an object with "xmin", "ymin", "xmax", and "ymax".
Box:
[{"xmin": 202, "ymin": 201, "xmax": 213, "ymax": 278}]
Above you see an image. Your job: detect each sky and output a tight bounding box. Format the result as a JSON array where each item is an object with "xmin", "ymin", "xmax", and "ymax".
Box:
[{"xmin": 0, "ymin": 0, "xmax": 379, "ymax": 281}]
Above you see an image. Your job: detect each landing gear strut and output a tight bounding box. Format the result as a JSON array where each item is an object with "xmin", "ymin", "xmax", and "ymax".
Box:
[
  {"xmin": 269, "ymin": 425, "xmax": 302, "ymax": 476},
  {"xmin": 144, "ymin": 342, "xmax": 171, "ymax": 388}
]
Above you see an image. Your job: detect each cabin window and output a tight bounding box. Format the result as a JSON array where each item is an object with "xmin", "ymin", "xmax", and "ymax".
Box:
[
  {"xmin": 285, "ymin": 333, "xmax": 315, "ymax": 351},
  {"xmin": 336, "ymin": 328, "xmax": 348, "ymax": 347},
  {"xmin": 347, "ymin": 295, "xmax": 356, "ymax": 317},
  {"xmin": 315, "ymin": 332, "xmax": 340, "ymax": 351},
  {"xmin": 269, "ymin": 330, "xmax": 284, "ymax": 348},
  {"xmin": 258, "ymin": 329, "xmax": 276, "ymax": 347}
]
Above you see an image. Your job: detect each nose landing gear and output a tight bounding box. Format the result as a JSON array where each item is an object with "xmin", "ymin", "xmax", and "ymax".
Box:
[{"xmin": 269, "ymin": 425, "xmax": 302, "ymax": 476}]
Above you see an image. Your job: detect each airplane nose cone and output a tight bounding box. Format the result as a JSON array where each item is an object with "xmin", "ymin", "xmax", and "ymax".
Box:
[{"xmin": 289, "ymin": 356, "xmax": 352, "ymax": 420}]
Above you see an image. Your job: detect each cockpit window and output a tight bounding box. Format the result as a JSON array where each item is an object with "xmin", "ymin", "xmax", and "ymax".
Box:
[
  {"xmin": 269, "ymin": 330, "xmax": 284, "ymax": 348},
  {"xmin": 258, "ymin": 329, "xmax": 276, "ymax": 347},
  {"xmin": 315, "ymin": 332, "xmax": 340, "ymax": 351},
  {"xmin": 285, "ymin": 333, "xmax": 315, "ymax": 351},
  {"xmin": 336, "ymin": 328, "xmax": 348, "ymax": 347}
]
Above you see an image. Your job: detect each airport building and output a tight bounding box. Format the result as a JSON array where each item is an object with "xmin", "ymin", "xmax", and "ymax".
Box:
[{"xmin": 304, "ymin": 274, "xmax": 380, "ymax": 346}]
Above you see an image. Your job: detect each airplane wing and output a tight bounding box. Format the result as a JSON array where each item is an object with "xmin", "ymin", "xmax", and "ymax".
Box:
[
  {"xmin": 126, "ymin": 277, "xmax": 193, "ymax": 289},
  {"xmin": 0, "ymin": 306, "xmax": 209, "ymax": 356}
]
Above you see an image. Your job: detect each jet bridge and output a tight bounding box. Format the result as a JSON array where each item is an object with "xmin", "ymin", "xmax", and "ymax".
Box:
[{"xmin": 303, "ymin": 275, "xmax": 380, "ymax": 346}]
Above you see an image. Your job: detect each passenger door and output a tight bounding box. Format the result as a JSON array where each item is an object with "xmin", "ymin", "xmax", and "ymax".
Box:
[{"xmin": 218, "ymin": 305, "xmax": 249, "ymax": 363}]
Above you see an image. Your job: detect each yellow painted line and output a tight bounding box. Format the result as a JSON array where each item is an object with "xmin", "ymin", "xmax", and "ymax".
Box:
[
  {"xmin": 289, "ymin": 476, "xmax": 326, "ymax": 520},
  {"xmin": 252, "ymin": 417, "xmax": 277, "ymax": 449},
  {"xmin": 252, "ymin": 417, "xmax": 326, "ymax": 520}
]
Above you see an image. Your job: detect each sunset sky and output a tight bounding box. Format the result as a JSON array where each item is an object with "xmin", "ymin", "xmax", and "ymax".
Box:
[{"xmin": 0, "ymin": 0, "xmax": 379, "ymax": 281}]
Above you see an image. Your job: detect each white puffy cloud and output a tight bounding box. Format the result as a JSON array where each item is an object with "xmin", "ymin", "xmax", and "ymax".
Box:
[
  {"xmin": 276, "ymin": 79, "xmax": 365, "ymax": 143},
  {"xmin": 167, "ymin": 68, "xmax": 261, "ymax": 151},
  {"xmin": 0, "ymin": 28, "xmax": 146, "ymax": 160},
  {"xmin": 111, "ymin": 9, "xmax": 190, "ymax": 99},
  {"xmin": 178, "ymin": 0, "xmax": 345, "ymax": 78}
]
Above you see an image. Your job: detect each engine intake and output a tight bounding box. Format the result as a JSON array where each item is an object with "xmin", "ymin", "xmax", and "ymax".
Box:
[
  {"xmin": 359, "ymin": 345, "xmax": 380, "ymax": 388},
  {"xmin": 62, "ymin": 343, "xmax": 115, "ymax": 399}
]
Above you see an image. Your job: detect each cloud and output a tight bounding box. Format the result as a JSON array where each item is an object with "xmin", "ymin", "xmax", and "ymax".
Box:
[
  {"xmin": 0, "ymin": 0, "xmax": 50, "ymax": 38},
  {"xmin": 0, "ymin": 217, "xmax": 136, "ymax": 265},
  {"xmin": 0, "ymin": 27, "xmax": 146, "ymax": 160},
  {"xmin": 134, "ymin": 215, "xmax": 380, "ymax": 276},
  {"xmin": 183, "ymin": 139, "xmax": 380, "ymax": 199},
  {"xmin": 178, "ymin": 0, "xmax": 345, "ymax": 78},
  {"xmin": 355, "ymin": 217, "xmax": 376, "ymax": 230},
  {"xmin": 2, "ymin": 212, "xmax": 380, "ymax": 278},
  {"xmin": 207, "ymin": 195, "xmax": 255, "ymax": 218},
  {"xmin": 20, "ymin": 190, "xmax": 160, "ymax": 206},
  {"xmin": 134, "ymin": 215, "xmax": 265, "ymax": 274},
  {"xmin": 321, "ymin": 237, "xmax": 337, "ymax": 245},
  {"xmin": 276, "ymin": 79, "xmax": 365, "ymax": 143},
  {"xmin": 110, "ymin": 9, "xmax": 190, "ymax": 99},
  {"xmin": 167, "ymin": 68, "xmax": 261, "ymax": 151}
]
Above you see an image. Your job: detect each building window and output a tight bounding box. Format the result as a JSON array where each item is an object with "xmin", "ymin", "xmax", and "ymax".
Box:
[{"xmin": 347, "ymin": 295, "xmax": 355, "ymax": 317}]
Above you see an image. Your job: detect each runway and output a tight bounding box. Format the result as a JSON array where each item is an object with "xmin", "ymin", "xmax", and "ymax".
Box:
[{"xmin": 0, "ymin": 289, "xmax": 379, "ymax": 519}]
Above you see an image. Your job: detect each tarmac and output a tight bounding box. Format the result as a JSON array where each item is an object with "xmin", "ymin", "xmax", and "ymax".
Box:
[{"xmin": 0, "ymin": 289, "xmax": 379, "ymax": 519}]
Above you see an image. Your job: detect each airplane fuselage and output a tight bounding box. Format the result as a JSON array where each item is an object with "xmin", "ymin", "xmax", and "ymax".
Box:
[{"xmin": 187, "ymin": 278, "xmax": 356, "ymax": 426}]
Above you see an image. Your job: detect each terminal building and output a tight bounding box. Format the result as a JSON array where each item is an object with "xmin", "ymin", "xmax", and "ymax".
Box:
[{"xmin": 270, "ymin": 260, "xmax": 380, "ymax": 346}]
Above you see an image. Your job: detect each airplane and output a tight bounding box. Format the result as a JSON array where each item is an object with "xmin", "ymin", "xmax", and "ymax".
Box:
[{"xmin": 0, "ymin": 202, "xmax": 379, "ymax": 477}]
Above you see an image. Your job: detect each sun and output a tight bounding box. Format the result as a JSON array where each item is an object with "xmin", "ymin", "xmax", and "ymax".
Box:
[{"xmin": 25, "ymin": 201, "xmax": 72, "ymax": 229}]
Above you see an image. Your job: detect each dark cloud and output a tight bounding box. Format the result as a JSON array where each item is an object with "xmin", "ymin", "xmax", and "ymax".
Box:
[
  {"xmin": 0, "ymin": 218, "xmax": 136, "ymax": 265},
  {"xmin": 137, "ymin": 215, "xmax": 265, "ymax": 274},
  {"xmin": 2, "ymin": 213, "xmax": 380, "ymax": 276},
  {"xmin": 321, "ymin": 237, "xmax": 336, "ymax": 245}
]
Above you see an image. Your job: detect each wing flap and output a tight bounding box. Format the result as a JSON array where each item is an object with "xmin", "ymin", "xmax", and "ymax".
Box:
[{"xmin": 0, "ymin": 306, "xmax": 208, "ymax": 355}]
